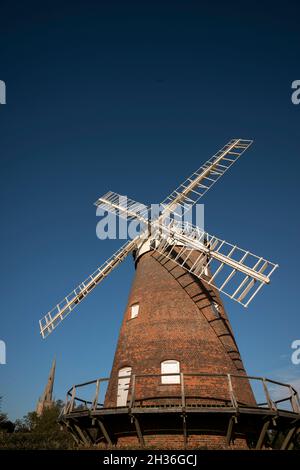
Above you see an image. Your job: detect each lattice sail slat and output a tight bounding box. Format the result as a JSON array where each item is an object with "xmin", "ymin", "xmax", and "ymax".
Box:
[
  {"xmin": 153, "ymin": 221, "xmax": 278, "ymax": 307},
  {"xmin": 160, "ymin": 139, "xmax": 253, "ymax": 217},
  {"xmin": 39, "ymin": 238, "xmax": 137, "ymax": 338},
  {"xmin": 95, "ymin": 191, "xmax": 150, "ymax": 224}
]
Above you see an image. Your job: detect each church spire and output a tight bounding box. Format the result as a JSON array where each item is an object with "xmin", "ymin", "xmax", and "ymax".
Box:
[{"xmin": 36, "ymin": 358, "xmax": 56, "ymax": 416}]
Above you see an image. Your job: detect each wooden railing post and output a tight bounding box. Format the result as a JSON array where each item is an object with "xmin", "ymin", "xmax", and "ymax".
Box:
[
  {"xmin": 70, "ymin": 385, "xmax": 76, "ymax": 412},
  {"xmin": 92, "ymin": 379, "xmax": 100, "ymax": 410},
  {"xmin": 181, "ymin": 373, "xmax": 185, "ymax": 409},
  {"xmin": 64, "ymin": 393, "xmax": 69, "ymax": 414},
  {"xmin": 290, "ymin": 386, "xmax": 300, "ymax": 414},
  {"xmin": 227, "ymin": 374, "xmax": 238, "ymax": 408},
  {"xmin": 262, "ymin": 378, "xmax": 276, "ymax": 411},
  {"xmin": 129, "ymin": 374, "xmax": 136, "ymax": 408}
]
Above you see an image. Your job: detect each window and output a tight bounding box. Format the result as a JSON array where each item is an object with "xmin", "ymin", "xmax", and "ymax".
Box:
[
  {"xmin": 130, "ymin": 303, "xmax": 139, "ymax": 319},
  {"xmin": 161, "ymin": 360, "xmax": 180, "ymax": 384},
  {"xmin": 211, "ymin": 301, "xmax": 220, "ymax": 317}
]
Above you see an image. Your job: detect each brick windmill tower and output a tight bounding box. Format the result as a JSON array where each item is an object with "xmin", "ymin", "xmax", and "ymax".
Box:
[{"xmin": 39, "ymin": 140, "xmax": 300, "ymax": 449}]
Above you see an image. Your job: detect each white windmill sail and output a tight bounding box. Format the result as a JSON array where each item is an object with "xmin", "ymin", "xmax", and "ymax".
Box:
[
  {"xmin": 152, "ymin": 221, "xmax": 278, "ymax": 307},
  {"xmin": 39, "ymin": 238, "xmax": 138, "ymax": 338},
  {"xmin": 160, "ymin": 138, "xmax": 253, "ymax": 217},
  {"xmin": 94, "ymin": 139, "xmax": 253, "ymax": 226},
  {"xmin": 39, "ymin": 138, "xmax": 277, "ymax": 339},
  {"xmin": 95, "ymin": 191, "xmax": 150, "ymax": 224}
]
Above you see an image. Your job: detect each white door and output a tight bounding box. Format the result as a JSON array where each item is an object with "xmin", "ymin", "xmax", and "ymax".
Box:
[{"xmin": 117, "ymin": 367, "xmax": 132, "ymax": 407}]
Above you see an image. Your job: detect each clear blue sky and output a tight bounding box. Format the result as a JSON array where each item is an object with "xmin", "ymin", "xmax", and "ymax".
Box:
[{"xmin": 0, "ymin": 1, "xmax": 299, "ymax": 420}]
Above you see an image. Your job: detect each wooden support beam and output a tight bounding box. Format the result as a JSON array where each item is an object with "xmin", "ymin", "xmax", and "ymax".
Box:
[
  {"xmin": 85, "ymin": 427, "xmax": 95, "ymax": 444},
  {"xmin": 133, "ymin": 416, "xmax": 145, "ymax": 448},
  {"xmin": 291, "ymin": 415, "xmax": 300, "ymax": 425},
  {"xmin": 226, "ymin": 416, "xmax": 237, "ymax": 446},
  {"xmin": 68, "ymin": 423, "xmax": 83, "ymax": 444},
  {"xmin": 97, "ymin": 419, "xmax": 113, "ymax": 446},
  {"xmin": 66, "ymin": 423, "xmax": 80, "ymax": 445},
  {"xmin": 182, "ymin": 413, "xmax": 188, "ymax": 448},
  {"xmin": 73, "ymin": 423, "xmax": 90, "ymax": 446},
  {"xmin": 281, "ymin": 427, "xmax": 296, "ymax": 450},
  {"xmin": 288, "ymin": 427, "xmax": 300, "ymax": 449},
  {"xmin": 255, "ymin": 420, "xmax": 270, "ymax": 450}
]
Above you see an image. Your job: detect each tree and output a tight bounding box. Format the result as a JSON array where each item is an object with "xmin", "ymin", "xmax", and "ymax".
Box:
[
  {"xmin": 0, "ymin": 396, "xmax": 14, "ymax": 433},
  {"xmin": 0, "ymin": 400, "xmax": 74, "ymax": 449}
]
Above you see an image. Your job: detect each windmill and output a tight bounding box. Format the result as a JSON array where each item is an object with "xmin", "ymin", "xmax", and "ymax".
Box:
[
  {"xmin": 40, "ymin": 138, "xmax": 277, "ymax": 338},
  {"xmin": 39, "ymin": 139, "xmax": 300, "ymax": 449}
]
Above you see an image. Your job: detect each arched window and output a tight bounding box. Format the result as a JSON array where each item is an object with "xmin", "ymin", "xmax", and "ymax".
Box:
[{"xmin": 161, "ymin": 360, "xmax": 180, "ymax": 384}]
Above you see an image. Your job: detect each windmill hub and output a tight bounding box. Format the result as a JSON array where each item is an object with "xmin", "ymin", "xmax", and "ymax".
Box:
[{"xmin": 40, "ymin": 139, "xmax": 299, "ymax": 449}]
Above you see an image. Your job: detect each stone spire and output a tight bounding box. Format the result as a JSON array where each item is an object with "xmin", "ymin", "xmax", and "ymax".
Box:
[{"xmin": 36, "ymin": 358, "xmax": 56, "ymax": 416}]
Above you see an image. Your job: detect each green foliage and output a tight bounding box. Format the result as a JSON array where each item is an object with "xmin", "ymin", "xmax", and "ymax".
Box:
[
  {"xmin": 0, "ymin": 412, "xmax": 8, "ymax": 426},
  {"xmin": 0, "ymin": 396, "xmax": 14, "ymax": 433},
  {"xmin": 0, "ymin": 400, "xmax": 74, "ymax": 450}
]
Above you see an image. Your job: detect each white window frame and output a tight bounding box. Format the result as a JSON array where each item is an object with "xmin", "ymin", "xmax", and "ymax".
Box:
[
  {"xmin": 161, "ymin": 360, "xmax": 180, "ymax": 384},
  {"xmin": 130, "ymin": 303, "xmax": 139, "ymax": 319}
]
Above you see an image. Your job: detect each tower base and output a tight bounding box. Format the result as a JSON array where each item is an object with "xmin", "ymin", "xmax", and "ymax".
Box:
[{"xmin": 60, "ymin": 406, "xmax": 299, "ymax": 450}]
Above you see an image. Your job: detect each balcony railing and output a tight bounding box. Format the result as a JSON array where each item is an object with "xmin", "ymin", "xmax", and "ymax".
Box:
[{"xmin": 62, "ymin": 372, "xmax": 300, "ymax": 416}]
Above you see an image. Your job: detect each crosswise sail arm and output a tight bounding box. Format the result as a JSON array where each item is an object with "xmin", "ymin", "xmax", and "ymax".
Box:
[
  {"xmin": 160, "ymin": 139, "xmax": 253, "ymax": 217},
  {"xmin": 39, "ymin": 238, "xmax": 138, "ymax": 338},
  {"xmin": 94, "ymin": 139, "xmax": 253, "ymax": 225},
  {"xmin": 152, "ymin": 221, "xmax": 278, "ymax": 307}
]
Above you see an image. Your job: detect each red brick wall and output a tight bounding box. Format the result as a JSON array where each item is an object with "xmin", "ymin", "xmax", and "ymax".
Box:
[
  {"xmin": 107, "ymin": 434, "xmax": 249, "ymax": 450},
  {"xmin": 105, "ymin": 250, "xmax": 255, "ymax": 408}
]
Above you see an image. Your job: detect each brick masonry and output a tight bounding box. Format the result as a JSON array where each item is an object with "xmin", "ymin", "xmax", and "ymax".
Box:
[
  {"xmin": 100, "ymin": 434, "xmax": 249, "ymax": 450},
  {"xmin": 104, "ymin": 249, "xmax": 255, "ymax": 448}
]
